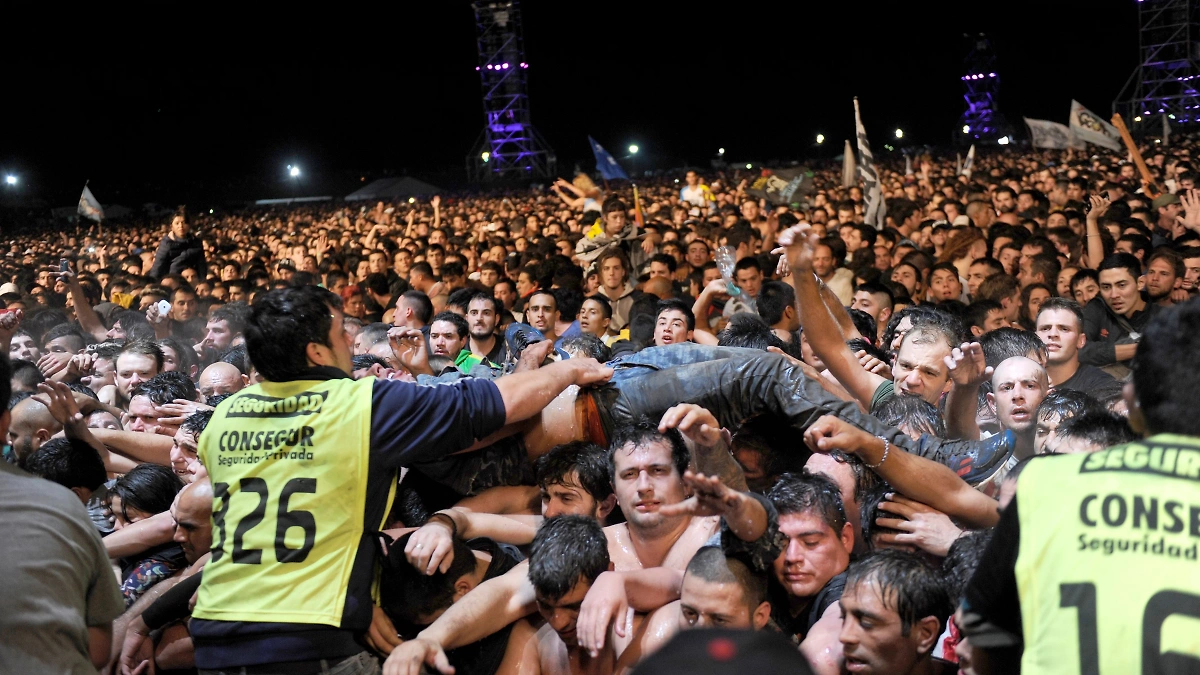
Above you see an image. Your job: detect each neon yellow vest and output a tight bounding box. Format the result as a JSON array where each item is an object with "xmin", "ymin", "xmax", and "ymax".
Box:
[
  {"xmin": 1015, "ymin": 435, "xmax": 1200, "ymax": 674},
  {"xmin": 194, "ymin": 376, "xmax": 389, "ymax": 626}
]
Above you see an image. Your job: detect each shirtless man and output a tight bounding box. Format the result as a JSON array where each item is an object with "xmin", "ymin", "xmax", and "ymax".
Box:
[{"xmin": 382, "ymin": 405, "xmax": 778, "ymax": 675}]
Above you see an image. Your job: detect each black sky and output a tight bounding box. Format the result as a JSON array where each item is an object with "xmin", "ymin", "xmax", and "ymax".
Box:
[{"xmin": 0, "ymin": 1, "xmax": 1139, "ymax": 206}]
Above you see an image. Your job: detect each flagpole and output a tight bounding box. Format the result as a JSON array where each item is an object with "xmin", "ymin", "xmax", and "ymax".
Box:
[{"xmin": 632, "ymin": 183, "xmax": 645, "ymax": 229}]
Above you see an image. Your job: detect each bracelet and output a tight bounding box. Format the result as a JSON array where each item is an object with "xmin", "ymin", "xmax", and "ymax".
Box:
[
  {"xmin": 864, "ymin": 436, "xmax": 890, "ymax": 469},
  {"xmin": 428, "ymin": 512, "xmax": 458, "ymax": 539}
]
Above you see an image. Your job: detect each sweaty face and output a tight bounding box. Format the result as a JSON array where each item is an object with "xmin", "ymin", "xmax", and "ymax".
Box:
[
  {"xmin": 772, "ymin": 511, "xmax": 851, "ymax": 601},
  {"xmin": 428, "ymin": 320, "xmax": 465, "ymax": 357},
  {"xmin": 892, "ymin": 337, "xmax": 952, "ymax": 405},
  {"xmin": 990, "ymin": 358, "xmax": 1048, "ymax": 433},
  {"xmin": 1034, "ymin": 412, "xmax": 1063, "ymax": 454},
  {"xmin": 536, "ymin": 578, "xmax": 593, "ymax": 647},
  {"xmin": 169, "ymin": 427, "xmax": 200, "ymax": 481},
  {"xmin": 839, "ymin": 578, "xmax": 929, "ymax": 675},
  {"xmin": 679, "ymin": 575, "xmax": 756, "ymax": 630},
  {"xmin": 654, "ymin": 309, "xmax": 691, "ymax": 346},
  {"xmin": 540, "ymin": 473, "xmax": 602, "ymax": 520},
  {"xmin": 612, "ymin": 440, "xmax": 687, "ymax": 535},
  {"xmin": 735, "ymin": 267, "xmax": 763, "ymax": 298}
]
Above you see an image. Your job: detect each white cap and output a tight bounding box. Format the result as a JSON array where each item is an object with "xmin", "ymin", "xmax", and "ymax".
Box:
[{"xmin": 0, "ymin": 283, "xmax": 18, "ymax": 295}]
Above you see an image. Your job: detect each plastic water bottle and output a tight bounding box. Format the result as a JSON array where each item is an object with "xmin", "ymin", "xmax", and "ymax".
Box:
[{"xmin": 714, "ymin": 246, "xmax": 742, "ymax": 296}]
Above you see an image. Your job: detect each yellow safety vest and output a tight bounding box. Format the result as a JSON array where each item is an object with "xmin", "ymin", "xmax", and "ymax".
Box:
[
  {"xmin": 194, "ymin": 376, "xmax": 390, "ymax": 626},
  {"xmin": 1015, "ymin": 435, "xmax": 1200, "ymax": 674}
]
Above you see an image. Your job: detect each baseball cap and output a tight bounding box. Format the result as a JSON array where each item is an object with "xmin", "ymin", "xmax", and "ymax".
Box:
[
  {"xmin": 1152, "ymin": 193, "xmax": 1181, "ymax": 210},
  {"xmin": 632, "ymin": 629, "xmax": 814, "ymax": 675},
  {"xmin": 0, "ymin": 283, "xmax": 17, "ymax": 295}
]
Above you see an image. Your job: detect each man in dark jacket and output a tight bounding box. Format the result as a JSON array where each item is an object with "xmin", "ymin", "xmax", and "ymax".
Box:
[
  {"xmin": 1079, "ymin": 253, "xmax": 1161, "ymax": 377},
  {"xmin": 149, "ymin": 213, "xmax": 205, "ymax": 279}
]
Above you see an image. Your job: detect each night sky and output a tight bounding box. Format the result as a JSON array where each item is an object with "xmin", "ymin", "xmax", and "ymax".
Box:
[{"xmin": 1, "ymin": 1, "xmax": 1139, "ymax": 206}]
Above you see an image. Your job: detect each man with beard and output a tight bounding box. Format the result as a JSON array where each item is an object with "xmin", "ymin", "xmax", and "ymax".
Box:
[
  {"xmin": 465, "ymin": 292, "xmax": 505, "ymax": 364},
  {"xmin": 1143, "ymin": 249, "xmax": 1184, "ymax": 307}
]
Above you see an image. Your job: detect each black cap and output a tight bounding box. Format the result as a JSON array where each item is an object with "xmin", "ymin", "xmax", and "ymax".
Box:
[{"xmin": 631, "ymin": 628, "xmax": 815, "ymax": 675}]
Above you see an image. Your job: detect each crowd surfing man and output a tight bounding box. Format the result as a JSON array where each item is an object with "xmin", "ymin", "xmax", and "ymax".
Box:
[{"xmin": 3, "ymin": 137, "xmax": 1200, "ymax": 674}]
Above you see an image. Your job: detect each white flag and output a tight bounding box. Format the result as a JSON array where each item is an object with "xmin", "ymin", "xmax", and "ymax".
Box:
[
  {"xmin": 78, "ymin": 185, "xmax": 104, "ymax": 222},
  {"xmin": 960, "ymin": 145, "xmax": 976, "ymax": 176},
  {"xmin": 853, "ymin": 97, "xmax": 886, "ymax": 230},
  {"xmin": 842, "ymin": 140, "xmax": 856, "ymax": 189},
  {"xmin": 1025, "ymin": 118, "xmax": 1084, "ymax": 150},
  {"xmin": 1069, "ymin": 100, "xmax": 1122, "ymax": 151}
]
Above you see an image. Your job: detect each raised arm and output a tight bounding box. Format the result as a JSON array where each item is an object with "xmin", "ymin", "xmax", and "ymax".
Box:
[
  {"xmin": 942, "ymin": 342, "xmax": 992, "ymax": 440},
  {"xmin": 32, "ymin": 381, "xmax": 138, "ymax": 474},
  {"xmin": 804, "ymin": 415, "xmax": 1000, "ymax": 529},
  {"xmin": 781, "ymin": 225, "xmax": 886, "ymax": 409},
  {"xmin": 1083, "ymin": 195, "xmax": 1109, "ymax": 269}
]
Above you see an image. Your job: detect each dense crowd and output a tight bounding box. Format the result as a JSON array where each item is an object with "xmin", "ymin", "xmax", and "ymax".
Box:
[{"xmin": 3, "ymin": 135, "xmax": 1200, "ymax": 675}]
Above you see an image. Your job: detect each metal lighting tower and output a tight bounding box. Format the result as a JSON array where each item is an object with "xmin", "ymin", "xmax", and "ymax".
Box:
[
  {"xmin": 1114, "ymin": 0, "xmax": 1200, "ymax": 129},
  {"xmin": 467, "ymin": 2, "xmax": 556, "ymax": 182},
  {"xmin": 957, "ymin": 35, "xmax": 1012, "ymax": 145}
]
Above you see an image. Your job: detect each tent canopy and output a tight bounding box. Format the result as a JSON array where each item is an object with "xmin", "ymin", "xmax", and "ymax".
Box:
[{"xmin": 344, "ymin": 177, "xmax": 442, "ymax": 201}]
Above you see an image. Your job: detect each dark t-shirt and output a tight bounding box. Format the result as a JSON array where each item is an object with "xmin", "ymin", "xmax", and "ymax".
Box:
[
  {"xmin": 1054, "ymin": 364, "xmax": 1122, "ymax": 400},
  {"xmin": 443, "ymin": 538, "xmax": 525, "ymax": 675},
  {"xmin": 769, "ymin": 571, "xmax": 848, "ymax": 641}
]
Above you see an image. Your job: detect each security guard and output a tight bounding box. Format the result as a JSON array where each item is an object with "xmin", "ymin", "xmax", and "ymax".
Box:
[
  {"xmin": 960, "ymin": 300, "xmax": 1200, "ymax": 673},
  {"xmin": 191, "ymin": 286, "xmax": 610, "ymax": 674}
]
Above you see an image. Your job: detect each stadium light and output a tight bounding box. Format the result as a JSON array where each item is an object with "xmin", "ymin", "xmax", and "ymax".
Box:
[
  {"xmin": 718, "ymin": 147, "xmax": 725, "ymax": 155},
  {"xmin": 963, "ymin": 125, "xmax": 971, "ymax": 134},
  {"xmin": 816, "ymin": 134, "xmax": 825, "ymax": 144},
  {"xmin": 746, "ymin": 163, "xmax": 752, "ymax": 169},
  {"xmin": 289, "ymin": 166, "xmax": 301, "ymax": 178},
  {"xmin": 4, "ymin": 175, "xmax": 15, "ymax": 186},
  {"xmin": 1134, "ymin": 116, "xmax": 1143, "ymax": 122},
  {"xmin": 894, "ymin": 128, "xmax": 904, "ymax": 139},
  {"xmin": 998, "ymin": 136, "xmax": 1011, "ymax": 145},
  {"xmin": 629, "ymin": 144, "xmax": 639, "ymax": 154},
  {"xmin": 481, "ymin": 151, "xmax": 490, "ymax": 163}
]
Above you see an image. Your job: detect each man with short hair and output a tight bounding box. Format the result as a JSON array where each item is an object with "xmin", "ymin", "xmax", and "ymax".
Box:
[
  {"xmin": 1144, "ymin": 249, "xmax": 1184, "ymax": 307},
  {"xmin": 127, "ymin": 374, "xmax": 198, "ymax": 438},
  {"xmin": 394, "ymin": 290, "xmax": 434, "ymax": 330},
  {"xmin": 618, "ymin": 546, "xmax": 772, "ymax": 663},
  {"xmin": 653, "ymin": 299, "xmax": 695, "ymax": 347},
  {"xmin": 965, "ymin": 300, "xmax": 1011, "ymax": 338},
  {"xmin": 111, "ymin": 340, "xmax": 164, "ymax": 409},
  {"xmin": 768, "ymin": 471, "xmax": 853, "ymax": 648},
  {"xmin": 428, "ymin": 311, "xmax": 471, "ymax": 361},
  {"xmin": 191, "ymin": 285, "xmax": 610, "ymax": 674},
  {"xmin": 975, "ymin": 274, "xmax": 1022, "ymax": 325},
  {"xmin": 851, "ymin": 283, "xmax": 894, "ymax": 344},
  {"xmin": 577, "ymin": 296, "xmax": 613, "ymax": 340},
  {"xmin": 838, "ymin": 550, "xmax": 955, "ymax": 675},
  {"xmin": 525, "ymin": 290, "xmax": 561, "ymax": 343},
  {"xmin": 1035, "ymin": 298, "xmax": 1119, "ymax": 397},
  {"xmin": 1179, "ymin": 246, "xmax": 1200, "ymax": 296},
  {"xmin": 465, "ymin": 293, "xmax": 505, "ymax": 364},
  {"xmin": 965, "ymin": 258, "xmax": 1003, "ymax": 299},
  {"xmin": 1081, "ymin": 253, "xmax": 1161, "ymax": 373},
  {"xmin": 596, "ymin": 250, "xmax": 636, "ymax": 334},
  {"xmin": 756, "ymin": 280, "xmax": 800, "ymax": 342}
]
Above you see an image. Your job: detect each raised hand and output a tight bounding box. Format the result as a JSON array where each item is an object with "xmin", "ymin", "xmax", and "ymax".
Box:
[
  {"xmin": 658, "ymin": 403, "xmax": 723, "ymax": 447},
  {"xmin": 658, "ymin": 470, "xmax": 743, "ymax": 519},
  {"xmin": 944, "ymin": 342, "xmax": 992, "ymax": 388},
  {"xmin": 775, "ymin": 223, "xmax": 819, "ymax": 274},
  {"xmin": 1178, "ymin": 188, "xmax": 1200, "ymax": 233},
  {"xmin": 32, "ymin": 380, "xmax": 85, "ymax": 429},
  {"xmin": 388, "ymin": 327, "xmax": 431, "ymax": 376},
  {"xmin": 1087, "ymin": 194, "xmax": 1111, "ymax": 223}
]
